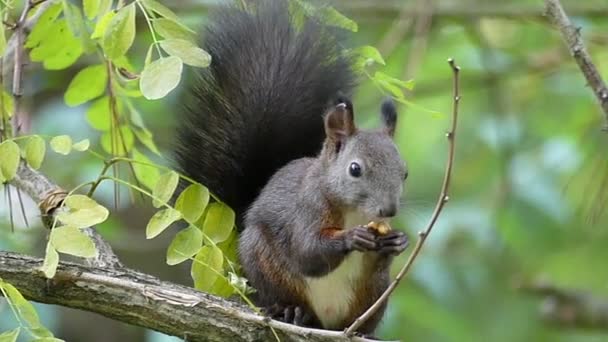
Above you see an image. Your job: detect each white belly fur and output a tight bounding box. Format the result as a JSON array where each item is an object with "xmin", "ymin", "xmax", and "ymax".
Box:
[{"xmin": 304, "ymin": 211, "xmax": 371, "ymax": 329}]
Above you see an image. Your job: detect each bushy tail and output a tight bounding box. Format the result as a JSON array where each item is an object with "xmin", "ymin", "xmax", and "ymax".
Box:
[{"xmin": 174, "ymin": 0, "xmax": 356, "ymax": 223}]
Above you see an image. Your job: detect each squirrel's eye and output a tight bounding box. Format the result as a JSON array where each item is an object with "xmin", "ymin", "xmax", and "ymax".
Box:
[{"xmin": 349, "ymin": 162, "xmax": 362, "ymax": 178}]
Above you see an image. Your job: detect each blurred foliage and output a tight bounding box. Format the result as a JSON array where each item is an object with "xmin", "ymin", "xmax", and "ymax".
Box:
[{"xmin": 1, "ymin": 0, "xmax": 608, "ymax": 341}]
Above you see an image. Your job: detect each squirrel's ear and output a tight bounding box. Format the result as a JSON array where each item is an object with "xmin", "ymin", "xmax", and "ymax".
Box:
[
  {"xmin": 381, "ymin": 98, "xmax": 397, "ymax": 137},
  {"xmin": 324, "ymin": 100, "xmax": 356, "ymax": 143}
]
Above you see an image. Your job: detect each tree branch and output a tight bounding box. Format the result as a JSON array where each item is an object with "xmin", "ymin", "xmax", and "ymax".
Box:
[
  {"xmin": 544, "ymin": 0, "xmax": 608, "ymax": 131},
  {"xmin": 10, "ymin": 160, "xmax": 122, "ymax": 269},
  {"xmin": 0, "ymin": 251, "xmax": 382, "ymax": 342},
  {"xmin": 518, "ymin": 281, "xmax": 608, "ymax": 330}
]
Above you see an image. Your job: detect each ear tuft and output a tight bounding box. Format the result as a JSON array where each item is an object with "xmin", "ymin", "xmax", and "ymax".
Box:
[
  {"xmin": 324, "ymin": 97, "xmax": 356, "ymax": 146},
  {"xmin": 381, "ymin": 98, "xmax": 397, "ymax": 137}
]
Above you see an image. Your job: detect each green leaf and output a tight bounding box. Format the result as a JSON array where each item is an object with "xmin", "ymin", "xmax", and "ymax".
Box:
[
  {"xmin": 91, "ymin": 10, "xmax": 116, "ymax": 39},
  {"xmin": 132, "ymin": 147, "xmax": 160, "ymax": 190},
  {"xmin": 318, "ymin": 6, "xmax": 358, "ymax": 32},
  {"xmin": 146, "ymin": 208, "xmax": 182, "ymax": 239},
  {"xmin": 103, "ymin": 3, "xmax": 136, "ymax": 59},
  {"xmin": 1, "ymin": 90, "xmax": 14, "ymax": 118},
  {"xmin": 98, "ymin": 0, "xmax": 113, "ymax": 15},
  {"xmin": 0, "ymin": 140, "xmax": 20, "ymax": 181},
  {"xmin": 208, "ymin": 273, "xmax": 234, "ymax": 297},
  {"xmin": 140, "ymin": 56, "xmax": 183, "ymax": 100},
  {"xmin": 133, "ymin": 128, "xmax": 161, "ymax": 155},
  {"xmin": 0, "ymin": 328, "xmax": 20, "ymax": 342},
  {"xmin": 40, "ymin": 243, "xmax": 59, "ymax": 279},
  {"xmin": 152, "ymin": 18, "xmax": 196, "ymax": 42},
  {"xmin": 84, "ymin": 0, "xmax": 101, "ymax": 19},
  {"xmin": 166, "ymin": 226, "xmax": 203, "ymax": 265},
  {"xmin": 50, "ymin": 226, "xmax": 98, "ymax": 258},
  {"xmin": 56, "ymin": 195, "xmax": 109, "ymax": 228},
  {"xmin": 65, "ymin": 64, "xmax": 108, "ymax": 107},
  {"xmin": 86, "ymin": 96, "xmax": 111, "ymax": 131},
  {"xmin": 374, "ymin": 71, "xmax": 415, "ymax": 90},
  {"xmin": 175, "ymin": 183, "xmax": 209, "ymax": 223},
  {"xmin": 31, "ymin": 338, "xmax": 64, "ymax": 342},
  {"xmin": 152, "ymin": 171, "xmax": 179, "ymax": 208},
  {"xmin": 142, "ymin": 0, "xmax": 180, "ymax": 22},
  {"xmin": 1, "ymin": 281, "xmax": 41, "ymax": 328},
  {"xmin": 72, "ymin": 139, "xmax": 90, "ymax": 151},
  {"xmin": 354, "ymin": 45, "xmax": 385, "ymax": 66},
  {"xmin": 26, "ymin": 3, "xmax": 63, "ymax": 48},
  {"xmin": 30, "ymin": 19, "xmax": 83, "ymax": 70},
  {"xmin": 191, "ymin": 245, "xmax": 224, "ymax": 291},
  {"xmin": 28, "ymin": 327, "xmax": 54, "ymax": 339},
  {"xmin": 217, "ymin": 229, "xmax": 238, "ymax": 263},
  {"xmin": 24, "ymin": 136, "xmax": 46, "ymax": 170},
  {"xmin": 201, "ymin": 202, "xmax": 235, "ymax": 243},
  {"xmin": 50, "ymin": 135, "xmax": 72, "ymax": 155},
  {"xmin": 100, "ymin": 126, "xmax": 135, "ymax": 156},
  {"xmin": 159, "ymin": 39, "xmax": 211, "ymax": 68},
  {"xmin": 62, "ymin": 0, "xmax": 83, "ymax": 36},
  {"xmin": 0, "ymin": 23, "xmax": 6, "ymax": 56}
]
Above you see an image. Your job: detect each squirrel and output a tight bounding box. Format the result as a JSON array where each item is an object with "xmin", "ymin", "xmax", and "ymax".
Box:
[{"xmin": 174, "ymin": 0, "xmax": 409, "ymax": 335}]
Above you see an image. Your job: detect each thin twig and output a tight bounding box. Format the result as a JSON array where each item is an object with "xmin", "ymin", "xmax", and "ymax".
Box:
[
  {"xmin": 11, "ymin": 0, "xmax": 35, "ymax": 135},
  {"xmin": 345, "ymin": 59, "xmax": 461, "ymax": 336},
  {"xmin": 544, "ymin": 0, "xmax": 608, "ymax": 131}
]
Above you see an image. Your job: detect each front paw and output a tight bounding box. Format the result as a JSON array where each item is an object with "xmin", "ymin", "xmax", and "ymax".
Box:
[
  {"xmin": 263, "ymin": 304, "xmax": 314, "ymax": 327},
  {"xmin": 345, "ymin": 226, "xmax": 378, "ymax": 252},
  {"xmin": 376, "ymin": 230, "xmax": 409, "ymax": 256}
]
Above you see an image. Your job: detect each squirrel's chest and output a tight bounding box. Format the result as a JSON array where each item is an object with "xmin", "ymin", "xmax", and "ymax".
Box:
[{"xmin": 304, "ymin": 212, "xmax": 370, "ymax": 329}]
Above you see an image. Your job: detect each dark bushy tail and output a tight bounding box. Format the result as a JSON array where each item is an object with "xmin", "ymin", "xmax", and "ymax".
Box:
[{"xmin": 174, "ymin": 0, "xmax": 356, "ymax": 223}]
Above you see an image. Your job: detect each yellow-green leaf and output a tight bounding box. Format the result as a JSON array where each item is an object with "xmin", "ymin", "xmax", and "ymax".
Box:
[
  {"xmin": 146, "ymin": 208, "xmax": 182, "ymax": 239},
  {"xmin": 50, "ymin": 226, "xmax": 98, "ymax": 258},
  {"xmin": 0, "ymin": 24, "xmax": 6, "ymax": 56},
  {"xmin": 140, "ymin": 56, "xmax": 183, "ymax": 100},
  {"xmin": 56, "ymin": 195, "xmax": 109, "ymax": 228},
  {"xmin": 86, "ymin": 96, "xmax": 111, "ymax": 131},
  {"xmin": 1, "ymin": 90, "xmax": 14, "ymax": 118},
  {"xmin": 132, "ymin": 147, "xmax": 161, "ymax": 190},
  {"xmin": 354, "ymin": 45, "xmax": 385, "ymax": 66},
  {"xmin": 65, "ymin": 64, "xmax": 108, "ymax": 107},
  {"xmin": 318, "ymin": 6, "xmax": 357, "ymax": 32},
  {"xmin": 133, "ymin": 128, "xmax": 161, "ymax": 155},
  {"xmin": 159, "ymin": 39, "xmax": 211, "ymax": 68},
  {"xmin": 24, "ymin": 136, "xmax": 46, "ymax": 170},
  {"xmin": 142, "ymin": 0, "xmax": 180, "ymax": 22},
  {"xmin": 166, "ymin": 226, "xmax": 202, "ymax": 265},
  {"xmin": 0, "ymin": 140, "xmax": 20, "ymax": 181},
  {"xmin": 50, "ymin": 135, "xmax": 72, "ymax": 155},
  {"xmin": 175, "ymin": 183, "xmax": 209, "ymax": 223},
  {"xmin": 26, "ymin": 3, "xmax": 63, "ymax": 49},
  {"xmin": 202, "ymin": 202, "xmax": 235, "ymax": 243},
  {"xmin": 0, "ymin": 327, "xmax": 20, "ymax": 342},
  {"xmin": 100, "ymin": 126, "xmax": 135, "ymax": 156},
  {"xmin": 152, "ymin": 171, "xmax": 179, "ymax": 208},
  {"xmin": 103, "ymin": 3, "xmax": 136, "ymax": 59},
  {"xmin": 40, "ymin": 243, "xmax": 59, "ymax": 279},
  {"xmin": 84, "ymin": 0, "xmax": 101, "ymax": 19},
  {"xmin": 72, "ymin": 139, "xmax": 90, "ymax": 151},
  {"xmin": 1, "ymin": 281, "xmax": 41, "ymax": 328},
  {"xmin": 191, "ymin": 245, "xmax": 224, "ymax": 291},
  {"xmin": 91, "ymin": 10, "xmax": 116, "ymax": 39},
  {"xmin": 152, "ymin": 18, "xmax": 196, "ymax": 42}
]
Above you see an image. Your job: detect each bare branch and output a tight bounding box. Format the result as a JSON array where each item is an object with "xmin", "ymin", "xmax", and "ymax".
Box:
[
  {"xmin": 345, "ymin": 59, "xmax": 461, "ymax": 336},
  {"xmin": 518, "ymin": 281, "xmax": 608, "ymax": 330},
  {"xmin": 544, "ymin": 0, "xmax": 608, "ymax": 131},
  {"xmin": 10, "ymin": 161, "xmax": 123, "ymax": 269},
  {"xmin": 0, "ymin": 251, "xmax": 382, "ymax": 342}
]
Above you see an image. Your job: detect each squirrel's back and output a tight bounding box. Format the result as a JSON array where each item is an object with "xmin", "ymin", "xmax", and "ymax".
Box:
[{"xmin": 174, "ymin": 0, "xmax": 356, "ymax": 221}]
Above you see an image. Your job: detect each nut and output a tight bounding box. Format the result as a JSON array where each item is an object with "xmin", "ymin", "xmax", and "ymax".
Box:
[{"xmin": 366, "ymin": 221, "xmax": 391, "ymax": 235}]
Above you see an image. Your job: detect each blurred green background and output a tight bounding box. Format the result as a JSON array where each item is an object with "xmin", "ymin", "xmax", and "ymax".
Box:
[{"xmin": 2, "ymin": 0, "xmax": 608, "ymax": 341}]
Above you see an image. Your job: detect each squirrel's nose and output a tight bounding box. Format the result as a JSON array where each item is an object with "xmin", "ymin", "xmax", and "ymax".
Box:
[{"xmin": 378, "ymin": 203, "xmax": 397, "ymax": 218}]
